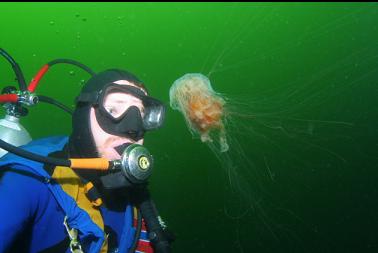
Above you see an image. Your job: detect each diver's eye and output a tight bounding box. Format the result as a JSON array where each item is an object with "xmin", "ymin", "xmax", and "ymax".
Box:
[{"xmin": 105, "ymin": 106, "xmax": 120, "ymax": 117}]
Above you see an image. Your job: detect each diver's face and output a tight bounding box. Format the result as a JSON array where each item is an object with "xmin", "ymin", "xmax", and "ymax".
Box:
[{"xmin": 90, "ymin": 80, "xmax": 146, "ymax": 160}]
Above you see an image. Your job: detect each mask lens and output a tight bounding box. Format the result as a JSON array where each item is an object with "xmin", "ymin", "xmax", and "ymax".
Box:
[
  {"xmin": 102, "ymin": 87, "xmax": 144, "ymax": 120},
  {"xmin": 100, "ymin": 84, "xmax": 165, "ymax": 130},
  {"xmin": 143, "ymin": 103, "xmax": 165, "ymax": 130}
]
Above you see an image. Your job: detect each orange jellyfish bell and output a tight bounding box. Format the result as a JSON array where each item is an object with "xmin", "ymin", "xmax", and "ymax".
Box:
[{"xmin": 170, "ymin": 73, "xmax": 229, "ymax": 152}]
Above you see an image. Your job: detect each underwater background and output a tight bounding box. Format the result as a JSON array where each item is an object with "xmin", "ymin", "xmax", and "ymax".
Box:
[{"xmin": 1, "ymin": 2, "xmax": 378, "ymax": 253}]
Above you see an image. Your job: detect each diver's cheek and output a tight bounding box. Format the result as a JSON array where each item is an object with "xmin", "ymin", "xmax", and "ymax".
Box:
[{"xmin": 102, "ymin": 147, "xmax": 121, "ymax": 161}]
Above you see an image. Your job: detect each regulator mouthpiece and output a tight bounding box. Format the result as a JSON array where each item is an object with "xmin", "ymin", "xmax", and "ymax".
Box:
[
  {"xmin": 121, "ymin": 143, "xmax": 153, "ymax": 183},
  {"xmin": 104, "ymin": 143, "xmax": 153, "ymax": 189}
]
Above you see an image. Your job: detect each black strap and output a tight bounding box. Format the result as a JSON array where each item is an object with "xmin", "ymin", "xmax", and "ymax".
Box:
[
  {"xmin": 75, "ymin": 92, "xmax": 99, "ymax": 104},
  {"xmin": 83, "ymin": 181, "xmax": 103, "ymax": 207}
]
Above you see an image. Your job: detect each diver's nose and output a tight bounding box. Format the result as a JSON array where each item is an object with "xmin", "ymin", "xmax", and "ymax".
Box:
[{"xmin": 117, "ymin": 106, "xmax": 145, "ymax": 141}]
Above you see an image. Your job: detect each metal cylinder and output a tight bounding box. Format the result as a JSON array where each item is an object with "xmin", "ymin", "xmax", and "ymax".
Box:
[{"xmin": 0, "ymin": 115, "xmax": 32, "ymax": 157}]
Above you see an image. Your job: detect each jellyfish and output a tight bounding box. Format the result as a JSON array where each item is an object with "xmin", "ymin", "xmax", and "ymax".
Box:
[
  {"xmin": 168, "ymin": 72, "xmax": 353, "ymax": 222},
  {"xmin": 169, "ymin": 72, "xmax": 259, "ymax": 220},
  {"xmin": 169, "ymin": 73, "xmax": 229, "ymax": 152}
]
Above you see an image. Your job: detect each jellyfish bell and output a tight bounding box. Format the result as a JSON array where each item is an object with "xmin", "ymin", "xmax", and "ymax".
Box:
[{"xmin": 169, "ymin": 73, "xmax": 229, "ymax": 152}]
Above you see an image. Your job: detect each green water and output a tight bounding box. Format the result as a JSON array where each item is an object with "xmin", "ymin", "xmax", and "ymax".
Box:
[{"xmin": 1, "ymin": 2, "xmax": 378, "ymax": 252}]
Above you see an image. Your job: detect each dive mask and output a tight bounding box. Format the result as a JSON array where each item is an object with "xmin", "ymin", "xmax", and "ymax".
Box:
[{"xmin": 76, "ymin": 83, "xmax": 165, "ymax": 140}]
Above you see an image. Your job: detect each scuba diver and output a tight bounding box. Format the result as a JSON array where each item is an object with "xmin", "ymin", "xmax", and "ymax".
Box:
[{"xmin": 0, "ymin": 49, "xmax": 173, "ymax": 253}]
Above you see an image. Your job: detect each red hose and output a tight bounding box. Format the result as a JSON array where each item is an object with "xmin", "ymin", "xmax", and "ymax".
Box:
[
  {"xmin": 0, "ymin": 94, "xmax": 19, "ymax": 103},
  {"xmin": 28, "ymin": 64, "xmax": 49, "ymax": 93}
]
